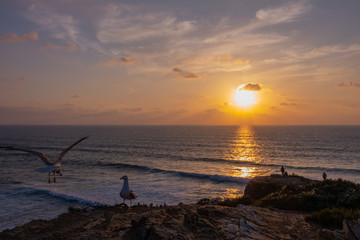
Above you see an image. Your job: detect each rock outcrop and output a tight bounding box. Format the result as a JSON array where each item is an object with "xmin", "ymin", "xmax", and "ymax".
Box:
[
  {"xmin": 0, "ymin": 204, "xmax": 319, "ymax": 240},
  {"xmin": 244, "ymin": 174, "xmax": 311, "ymax": 201},
  {"xmin": 343, "ymin": 219, "xmax": 360, "ymax": 240}
]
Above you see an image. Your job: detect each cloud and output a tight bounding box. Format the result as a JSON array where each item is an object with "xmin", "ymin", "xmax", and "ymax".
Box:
[
  {"xmin": 121, "ymin": 107, "xmax": 142, "ymax": 113},
  {"xmin": 20, "ymin": 1, "xmax": 313, "ymax": 75},
  {"xmin": 40, "ymin": 42, "xmax": 76, "ymax": 52},
  {"xmin": 1, "ymin": 76, "xmax": 30, "ymax": 82},
  {"xmin": 255, "ymin": 1, "xmax": 311, "ymax": 26},
  {"xmin": 172, "ymin": 67, "xmax": 199, "ymax": 79},
  {"xmin": 71, "ymin": 94, "xmax": 82, "ymax": 99},
  {"xmin": 185, "ymin": 72, "xmax": 199, "ymax": 79},
  {"xmin": 241, "ymin": 83, "xmax": 262, "ymax": 91},
  {"xmin": 25, "ymin": 4, "xmax": 79, "ymax": 42},
  {"xmin": 182, "ymin": 54, "xmax": 250, "ymax": 72},
  {"xmin": 300, "ymin": 44, "xmax": 360, "ymax": 60},
  {"xmin": 1, "ymin": 31, "xmax": 38, "ymax": 42},
  {"xmin": 99, "ymin": 56, "xmax": 140, "ymax": 67},
  {"xmin": 172, "ymin": 67, "xmax": 182, "ymax": 73},
  {"xmin": 336, "ymin": 81, "xmax": 360, "ymax": 88},
  {"xmin": 201, "ymin": 1, "xmax": 311, "ymax": 49},
  {"xmin": 97, "ymin": 4, "xmax": 196, "ymax": 44},
  {"xmin": 280, "ymin": 102, "xmax": 298, "ymax": 107},
  {"xmin": 23, "ymin": 3, "xmax": 106, "ymax": 54}
]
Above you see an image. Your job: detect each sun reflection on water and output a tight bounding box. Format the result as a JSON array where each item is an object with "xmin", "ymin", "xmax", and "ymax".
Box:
[
  {"xmin": 232, "ymin": 166, "xmax": 256, "ymax": 178},
  {"xmin": 231, "ymin": 126, "xmax": 260, "ymax": 163},
  {"xmin": 230, "ymin": 126, "xmax": 262, "ymax": 179}
]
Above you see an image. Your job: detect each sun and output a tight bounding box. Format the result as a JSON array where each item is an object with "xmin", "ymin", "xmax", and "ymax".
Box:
[{"xmin": 233, "ymin": 85, "xmax": 257, "ymax": 107}]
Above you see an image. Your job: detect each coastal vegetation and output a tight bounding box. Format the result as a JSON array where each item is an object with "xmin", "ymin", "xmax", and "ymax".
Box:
[
  {"xmin": 306, "ymin": 208, "xmax": 360, "ymax": 229},
  {"xmin": 216, "ymin": 175, "xmax": 360, "ymax": 229},
  {"xmin": 254, "ymin": 178, "xmax": 360, "ymax": 211}
]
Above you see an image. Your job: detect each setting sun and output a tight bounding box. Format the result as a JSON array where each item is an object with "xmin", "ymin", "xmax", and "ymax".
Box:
[{"xmin": 233, "ymin": 85, "xmax": 257, "ymax": 108}]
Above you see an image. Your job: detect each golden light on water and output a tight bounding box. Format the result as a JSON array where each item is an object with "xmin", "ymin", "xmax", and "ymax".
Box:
[
  {"xmin": 224, "ymin": 126, "xmax": 265, "ymax": 199},
  {"xmin": 230, "ymin": 126, "xmax": 261, "ymax": 179},
  {"xmin": 231, "ymin": 126, "xmax": 260, "ymax": 163},
  {"xmin": 232, "ymin": 166, "xmax": 256, "ymax": 178}
]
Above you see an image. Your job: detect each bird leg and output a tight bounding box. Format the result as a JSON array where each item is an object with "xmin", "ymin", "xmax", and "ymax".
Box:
[
  {"xmin": 48, "ymin": 172, "xmax": 51, "ymax": 184},
  {"xmin": 53, "ymin": 172, "xmax": 56, "ymax": 183}
]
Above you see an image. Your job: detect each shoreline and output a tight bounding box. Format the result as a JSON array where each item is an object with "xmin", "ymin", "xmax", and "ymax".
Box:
[{"xmin": 1, "ymin": 174, "xmax": 359, "ymax": 239}]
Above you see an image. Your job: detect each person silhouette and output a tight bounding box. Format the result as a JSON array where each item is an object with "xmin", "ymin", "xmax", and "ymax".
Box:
[
  {"xmin": 322, "ymin": 171, "xmax": 327, "ymax": 180},
  {"xmin": 281, "ymin": 166, "xmax": 285, "ymax": 177}
]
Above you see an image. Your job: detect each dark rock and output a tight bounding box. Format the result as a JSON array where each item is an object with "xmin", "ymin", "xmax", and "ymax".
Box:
[
  {"xmin": 343, "ymin": 219, "xmax": 360, "ymax": 240},
  {"xmin": 244, "ymin": 175, "xmax": 311, "ymax": 200},
  {"xmin": 317, "ymin": 228, "xmax": 345, "ymax": 240}
]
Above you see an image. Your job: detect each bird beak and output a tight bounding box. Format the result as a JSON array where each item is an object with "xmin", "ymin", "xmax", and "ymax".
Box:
[{"xmin": 120, "ymin": 177, "xmax": 124, "ymax": 180}]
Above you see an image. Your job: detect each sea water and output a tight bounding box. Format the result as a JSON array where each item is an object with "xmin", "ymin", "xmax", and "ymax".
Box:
[{"xmin": 0, "ymin": 125, "xmax": 359, "ymax": 231}]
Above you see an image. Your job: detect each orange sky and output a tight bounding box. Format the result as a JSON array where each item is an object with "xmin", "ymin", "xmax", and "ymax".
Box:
[{"xmin": 1, "ymin": 0, "xmax": 360, "ymax": 125}]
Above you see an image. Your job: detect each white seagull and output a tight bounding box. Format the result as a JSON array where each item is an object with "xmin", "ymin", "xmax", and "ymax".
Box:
[
  {"xmin": 120, "ymin": 175, "xmax": 136, "ymax": 205},
  {"xmin": 2, "ymin": 136, "xmax": 88, "ymax": 183}
]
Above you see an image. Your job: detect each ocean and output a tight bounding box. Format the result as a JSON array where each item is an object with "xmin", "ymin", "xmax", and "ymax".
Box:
[{"xmin": 0, "ymin": 125, "xmax": 359, "ymax": 231}]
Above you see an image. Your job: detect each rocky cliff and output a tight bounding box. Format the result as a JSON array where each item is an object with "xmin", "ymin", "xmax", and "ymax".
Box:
[{"xmin": 0, "ymin": 204, "xmax": 318, "ymax": 240}]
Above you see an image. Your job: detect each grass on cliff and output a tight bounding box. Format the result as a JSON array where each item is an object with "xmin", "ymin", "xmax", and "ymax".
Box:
[
  {"xmin": 254, "ymin": 178, "xmax": 360, "ymax": 212},
  {"xmin": 306, "ymin": 208, "xmax": 360, "ymax": 229},
  {"xmin": 197, "ymin": 195, "xmax": 254, "ymax": 207},
  {"xmin": 204, "ymin": 177, "xmax": 360, "ymax": 230}
]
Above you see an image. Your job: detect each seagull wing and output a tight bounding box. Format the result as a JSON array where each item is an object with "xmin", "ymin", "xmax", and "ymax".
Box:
[
  {"xmin": 2, "ymin": 146, "xmax": 53, "ymax": 165},
  {"xmin": 54, "ymin": 136, "xmax": 89, "ymax": 164}
]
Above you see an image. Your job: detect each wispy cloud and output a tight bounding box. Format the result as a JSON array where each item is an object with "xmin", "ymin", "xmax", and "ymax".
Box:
[
  {"xmin": 97, "ymin": 4, "xmax": 196, "ymax": 44},
  {"xmin": 23, "ymin": 3, "xmax": 106, "ymax": 54},
  {"xmin": 71, "ymin": 94, "xmax": 83, "ymax": 99},
  {"xmin": 1, "ymin": 31, "xmax": 38, "ymax": 42},
  {"xmin": 182, "ymin": 54, "xmax": 250, "ymax": 72},
  {"xmin": 284, "ymin": 44, "xmax": 360, "ymax": 61},
  {"xmin": 254, "ymin": 1, "xmax": 311, "ymax": 27},
  {"xmin": 280, "ymin": 102, "xmax": 298, "ymax": 107},
  {"xmin": 121, "ymin": 107, "xmax": 142, "ymax": 113},
  {"xmin": 99, "ymin": 56, "xmax": 140, "ymax": 67},
  {"xmin": 1, "ymin": 76, "xmax": 30, "ymax": 82},
  {"xmin": 20, "ymin": 1, "xmax": 313, "ymax": 74},
  {"xmin": 203, "ymin": 1, "xmax": 311, "ymax": 47},
  {"xmin": 25, "ymin": 4, "xmax": 79, "ymax": 44},
  {"xmin": 40, "ymin": 42, "xmax": 76, "ymax": 52},
  {"xmin": 336, "ymin": 81, "xmax": 360, "ymax": 88},
  {"xmin": 172, "ymin": 67, "xmax": 199, "ymax": 80}
]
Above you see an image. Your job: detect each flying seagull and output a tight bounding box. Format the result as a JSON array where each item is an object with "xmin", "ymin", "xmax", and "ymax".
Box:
[
  {"xmin": 2, "ymin": 136, "xmax": 88, "ymax": 183},
  {"xmin": 120, "ymin": 175, "xmax": 136, "ymax": 205}
]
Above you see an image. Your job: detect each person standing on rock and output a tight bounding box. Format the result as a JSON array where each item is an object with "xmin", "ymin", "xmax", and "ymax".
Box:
[
  {"xmin": 322, "ymin": 171, "xmax": 327, "ymax": 180},
  {"xmin": 281, "ymin": 166, "xmax": 285, "ymax": 177}
]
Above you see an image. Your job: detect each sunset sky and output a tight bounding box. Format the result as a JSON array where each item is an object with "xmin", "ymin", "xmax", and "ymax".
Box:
[{"xmin": 1, "ymin": 0, "xmax": 360, "ymax": 125}]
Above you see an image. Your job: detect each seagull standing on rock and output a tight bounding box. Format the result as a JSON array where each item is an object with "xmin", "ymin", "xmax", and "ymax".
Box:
[{"xmin": 120, "ymin": 175, "xmax": 136, "ymax": 205}]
